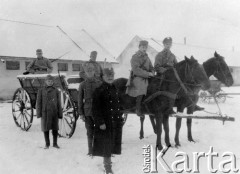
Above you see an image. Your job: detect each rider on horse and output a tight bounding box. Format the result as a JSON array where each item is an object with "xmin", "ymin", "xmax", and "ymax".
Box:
[{"xmin": 126, "ymin": 40, "xmax": 154, "ymax": 117}]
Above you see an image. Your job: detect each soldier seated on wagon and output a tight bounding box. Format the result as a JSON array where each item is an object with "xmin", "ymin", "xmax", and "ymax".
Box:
[{"xmin": 26, "ymin": 49, "xmax": 53, "ymax": 74}]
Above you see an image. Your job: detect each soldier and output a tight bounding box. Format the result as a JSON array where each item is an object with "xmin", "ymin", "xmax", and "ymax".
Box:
[
  {"xmin": 126, "ymin": 40, "xmax": 154, "ymax": 117},
  {"xmin": 79, "ymin": 51, "xmax": 103, "ymax": 80},
  {"xmin": 154, "ymin": 37, "xmax": 177, "ymax": 75},
  {"xmin": 36, "ymin": 75, "xmax": 62, "ymax": 149},
  {"xmin": 155, "ymin": 37, "xmax": 203, "ymax": 112},
  {"xmin": 92, "ymin": 68, "xmax": 124, "ymax": 174},
  {"xmin": 78, "ymin": 62, "xmax": 102, "ymax": 156},
  {"xmin": 27, "ymin": 49, "xmax": 53, "ymax": 74}
]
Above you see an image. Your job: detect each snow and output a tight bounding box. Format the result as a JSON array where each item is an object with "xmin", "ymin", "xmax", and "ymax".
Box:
[{"xmin": 0, "ymin": 87, "xmax": 240, "ymax": 174}]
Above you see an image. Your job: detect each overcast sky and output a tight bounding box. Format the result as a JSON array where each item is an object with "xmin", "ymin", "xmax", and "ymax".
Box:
[{"xmin": 0, "ymin": 0, "xmax": 240, "ymax": 56}]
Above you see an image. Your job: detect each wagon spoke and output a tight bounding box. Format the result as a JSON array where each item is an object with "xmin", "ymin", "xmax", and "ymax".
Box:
[
  {"xmin": 64, "ymin": 118, "xmax": 73, "ymax": 129},
  {"xmin": 23, "ymin": 112, "xmax": 30, "ymax": 125}
]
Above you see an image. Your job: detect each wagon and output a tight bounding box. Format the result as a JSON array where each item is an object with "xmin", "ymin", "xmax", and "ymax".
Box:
[
  {"xmin": 12, "ymin": 73, "xmax": 83, "ymax": 138},
  {"xmin": 199, "ymin": 80, "xmax": 227, "ymax": 103}
]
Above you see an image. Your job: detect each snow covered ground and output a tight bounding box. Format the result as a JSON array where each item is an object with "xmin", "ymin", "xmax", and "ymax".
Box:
[{"xmin": 0, "ymin": 87, "xmax": 240, "ymax": 174}]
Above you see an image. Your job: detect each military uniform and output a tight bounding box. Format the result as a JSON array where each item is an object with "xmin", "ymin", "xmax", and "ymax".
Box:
[
  {"xmin": 78, "ymin": 77, "xmax": 102, "ymax": 155},
  {"xmin": 36, "ymin": 75, "xmax": 62, "ymax": 149},
  {"xmin": 154, "ymin": 49, "xmax": 177, "ymax": 74},
  {"xmin": 79, "ymin": 60, "xmax": 103, "ymax": 80},
  {"xmin": 27, "ymin": 49, "xmax": 53, "ymax": 74},
  {"xmin": 126, "ymin": 40, "xmax": 154, "ymax": 117}
]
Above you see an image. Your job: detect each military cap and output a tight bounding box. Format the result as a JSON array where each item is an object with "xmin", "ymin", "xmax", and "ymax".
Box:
[
  {"xmin": 90, "ymin": 51, "xmax": 97, "ymax": 57},
  {"xmin": 139, "ymin": 40, "xmax": 148, "ymax": 47},
  {"xmin": 46, "ymin": 74, "xmax": 54, "ymax": 81},
  {"xmin": 163, "ymin": 37, "xmax": 172, "ymax": 44},
  {"xmin": 103, "ymin": 68, "xmax": 114, "ymax": 76},
  {"xmin": 36, "ymin": 49, "xmax": 42, "ymax": 53},
  {"xmin": 83, "ymin": 62, "xmax": 95, "ymax": 72}
]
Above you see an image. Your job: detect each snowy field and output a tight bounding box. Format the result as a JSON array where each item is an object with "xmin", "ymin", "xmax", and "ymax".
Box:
[{"xmin": 0, "ymin": 87, "xmax": 240, "ymax": 174}]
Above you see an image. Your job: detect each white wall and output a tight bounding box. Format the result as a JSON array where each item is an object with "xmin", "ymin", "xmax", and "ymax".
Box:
[{"xmin": 0, "ymin": 57, "xmax": 113, "ymax": 100}]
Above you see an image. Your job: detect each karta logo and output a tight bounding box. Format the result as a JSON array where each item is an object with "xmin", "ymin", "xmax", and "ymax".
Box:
[{"xmin": 142, "ymin": 145, "xmax": 239, "ymax": 173}]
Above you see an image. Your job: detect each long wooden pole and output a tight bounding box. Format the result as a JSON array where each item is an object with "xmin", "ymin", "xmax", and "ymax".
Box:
[{"xmin": 170, "ymin": 114, "xmax": 235, "ymax": 122}]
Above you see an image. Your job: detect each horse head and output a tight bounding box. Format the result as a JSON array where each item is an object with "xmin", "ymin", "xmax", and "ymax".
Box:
[
  {"xmin": 211, "ymin": 51, "xmax": 234, "ymax": 87},
  {"xmin": 177, "ymin": 56, "xmax": 210, "ymax": 90}
]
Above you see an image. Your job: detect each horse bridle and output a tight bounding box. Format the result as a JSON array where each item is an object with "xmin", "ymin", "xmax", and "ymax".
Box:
[{"xmin": 213, "ymin": 57, "xmax": 229, "ymax": 84}]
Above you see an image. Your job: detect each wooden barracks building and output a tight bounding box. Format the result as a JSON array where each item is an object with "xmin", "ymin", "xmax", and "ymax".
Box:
[{"xmin": 0, "ymin": 21, "xmax": 117, "ymax": 100}]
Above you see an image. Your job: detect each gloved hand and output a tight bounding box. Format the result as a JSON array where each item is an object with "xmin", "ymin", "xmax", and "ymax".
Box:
[
  {"xmin": 148, "ymin": 72, "xmax": 154, "ymax": 77},
  {"xmin": 158, "ymin": 67, "xmax": 167, "ymax": 73}
]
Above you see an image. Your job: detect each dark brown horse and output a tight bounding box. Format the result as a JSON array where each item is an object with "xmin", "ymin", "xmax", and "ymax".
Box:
[
  {"xmin": 137, "ymin": 52, "xmax": 233, "ymax": 147},
  {"xmin": 114, "ymin": 57, "xmax": 210, "ymax": 150},
  {"xmin": 174, "ymin": 51, "xmax": 234, "ymax": 147}
]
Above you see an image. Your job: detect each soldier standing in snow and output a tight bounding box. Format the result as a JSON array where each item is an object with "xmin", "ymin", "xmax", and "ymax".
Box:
[
  {"xmin": 36, "ymin": 75, "xmax": 62, "ymax": 149},
  {"xmin": 78, "ymin": 62, "xmax": 102, "ymax": 156}
]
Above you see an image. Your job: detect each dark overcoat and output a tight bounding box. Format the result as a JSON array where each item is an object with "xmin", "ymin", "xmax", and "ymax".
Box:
[
  {"xmin": 36, "ymin": 86, "xmax": 63, "ymax": 132},
  {"xmin": 92, "ymin": 82, "xmax": 124, "ymax": 157}
]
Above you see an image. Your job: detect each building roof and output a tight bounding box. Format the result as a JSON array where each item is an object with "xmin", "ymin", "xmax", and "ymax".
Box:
[
  {"xmin": 115, "ymin": 35, "xmax": 240, "ymax": 78},
  {"xmin": 0, "ymin": 20, "xmax": 116, "ymax": 63}
]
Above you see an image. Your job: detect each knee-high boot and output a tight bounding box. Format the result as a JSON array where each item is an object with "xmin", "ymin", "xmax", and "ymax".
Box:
[
  {"xmin": 52, "ymin": 130, "xmax": 60, "ymax": 148},
  {"xmin": 136, "ymin": 95, "xmax": 144, "ymax": 117}
]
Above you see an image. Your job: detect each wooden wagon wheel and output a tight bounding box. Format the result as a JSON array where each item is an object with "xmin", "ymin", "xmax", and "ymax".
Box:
[
  {"xmin": 12, "ymin": 88, "xmax": 34, "ymax": 131},
  {"xmin": 58, "ymin": 89, "xmax": 77, "ymax": 138}
]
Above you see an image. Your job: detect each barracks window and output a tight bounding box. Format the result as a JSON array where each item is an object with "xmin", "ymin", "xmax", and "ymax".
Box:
[
  {"xmin": 25, "ymin": 61, "xmax": 31, "ymax": 70},
  {"xmin": 6, "ymin": 61, "xmax": 20, "ymax": 70},
  {"xmin": 72, "ymin": 64, "xmax": 81, "ymax": 71},
  {"xmin": 58, "ymin": 63, "xmax": 68, "ymax": 71}
]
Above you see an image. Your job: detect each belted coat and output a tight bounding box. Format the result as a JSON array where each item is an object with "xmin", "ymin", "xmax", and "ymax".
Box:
[
  {"xmin": 154, "ymin": 49, "xmax": 177, "ymax": 74},
  {"xmin": 126, "ymin": 50, "xmax": 154, "ymax": 97},
  {"xmin": 27, "ymin": 57, "xmax": 53, "ymax": 74},
  {"xmin": 36, "ymin": 86, "xmax": 62, "ymax": 132},
  {"xmin": 92, "ymin": 82, "xmax": 124, "ymax": 157}
]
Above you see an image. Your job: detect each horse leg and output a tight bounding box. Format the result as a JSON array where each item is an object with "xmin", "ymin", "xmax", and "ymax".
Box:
[
  {"xmin": 174, "ymin": 117, "xmax": 182, "ymax": 147},
  {"xmin": 139, "ymin": 115, "xmax": 145, "ymax": 139},
  {"xmin": 163, "ymin": 114, "xmax": 171, "ymax": 147},
  {"xmin": 149, "ymin": 115, "xmax": 157, "ymax": 134},
  {"xmin": 155, "ymin": 113, "xmax": 163, "ymax": 151},
  {"xmin": 187, "ymin": 118, "xmax": 195, "ymax": 143}
]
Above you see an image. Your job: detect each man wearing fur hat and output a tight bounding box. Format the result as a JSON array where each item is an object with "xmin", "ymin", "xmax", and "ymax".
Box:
[
  {"xmin": 92, "ymin": 68, "xmax": 124, "ymax": 174},
  {"xmin": 36, "ymin": 75, "xmax": 62, "ymax": 149},
  {"xmin": 79, "ymin": 51, "xmax": 103, "ymax": 80},
  {"xmin": 78, "ymin": 62, "xmax": 102, "ymax": 156},
  {"xmin": 126, "ymin": 40, "xmax": 154, "ymax": 117}
]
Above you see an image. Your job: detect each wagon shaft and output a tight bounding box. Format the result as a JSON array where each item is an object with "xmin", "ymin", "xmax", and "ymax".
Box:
[{"xmin": 170, "ymin": 114, "xmax": 235, "ymax": 122}]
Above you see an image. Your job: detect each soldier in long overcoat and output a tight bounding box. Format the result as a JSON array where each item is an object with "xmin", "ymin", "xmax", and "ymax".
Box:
[
  {"xmin": 27, "ymin": 49, "xmax": 53, "ymax": 74},
  {"xmin": 92, "ymin": 68, "xmax": 124, "ymax": 174},
  {"xmin": 79, "ymin": 51, "xmax": 103, "ymax": 80},
  {"xmin": 36, "ymin": 75, "xmax": 62, "ymax": 149},
  {"xmin": 78, "ymin": 62, "xmax": 102, "ymax": 156},
  {"xmin": 126, "ymin": 40, "xmax": 154, "ymax": 116}
]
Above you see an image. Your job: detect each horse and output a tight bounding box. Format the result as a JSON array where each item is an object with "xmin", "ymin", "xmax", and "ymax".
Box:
[
  {"xmin": 113, "ymin": 56, "xmax": 210, "ymax": 150},
  {"xmin": 137, "ymin": 52, "xmax": 233, "ymax": 146},
  {"xmin": 174, "ymin": 51, "xmax": 234, "ymax": 147}
]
